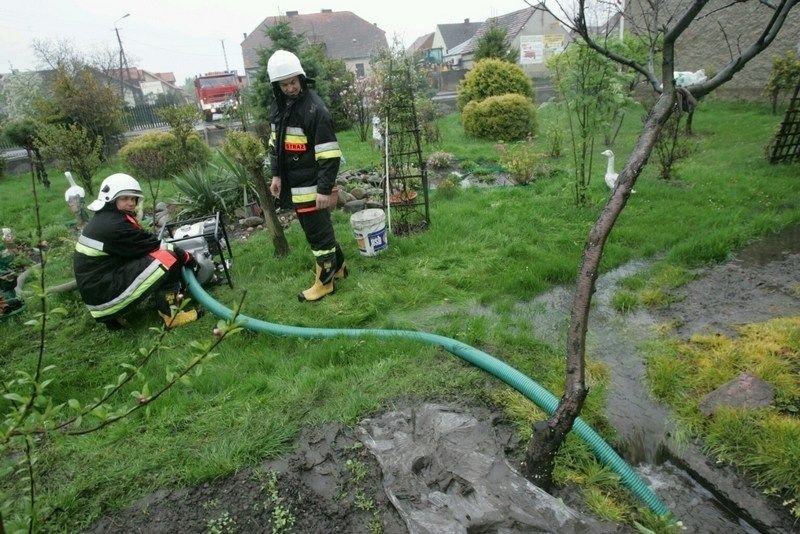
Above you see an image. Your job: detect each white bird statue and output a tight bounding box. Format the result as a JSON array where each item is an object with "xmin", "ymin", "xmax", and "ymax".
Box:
[
  {"xmin": 601, "ymin": 150, "xmax": 635, "ymax": 193},
  {"xmin": 64, "ymin": 171, "xmax": 89, "ymax": 227},
  {"xmin": 63, "ymin": 171, "xmax": 85, "ymax": 202}
]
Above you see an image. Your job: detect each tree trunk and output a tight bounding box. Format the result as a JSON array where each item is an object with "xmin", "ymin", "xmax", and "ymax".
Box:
[
  {"xmin": 250, "ymin": 170, "xmax": 290, "ymax": 257},
  {"xmin": 523, "ymin": 92, "xmax": 677, "ymax": 487}
]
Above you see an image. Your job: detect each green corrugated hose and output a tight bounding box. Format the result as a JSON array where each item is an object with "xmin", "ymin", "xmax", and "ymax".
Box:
[{"xmin": 183, "ymin": 269, "xmax": 671, "ymax": 519}]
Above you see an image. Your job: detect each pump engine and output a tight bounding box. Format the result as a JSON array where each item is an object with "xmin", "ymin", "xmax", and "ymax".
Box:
[{"xmin": 158, "ymin": 213, "xmax": 234, "ymax": 288}]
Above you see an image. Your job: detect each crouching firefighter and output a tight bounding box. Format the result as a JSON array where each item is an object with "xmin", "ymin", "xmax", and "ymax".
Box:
[
  {"xmin": 73, "ymin": 173, "xmax": 200, "ymax": 329},
  {"xmin": 266, "ymin": 49, "xmax": 348, "ymax": 302}
]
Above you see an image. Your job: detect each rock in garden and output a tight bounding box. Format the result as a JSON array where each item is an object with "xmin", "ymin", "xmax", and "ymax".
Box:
[
  {"xmin": 344, "ymin": 199, "xmax": 366, "ymax": 213},
  {"xmin": 699, "ymin": 372, "xmax": 775, "ymax": 416},
  {"xmin": 240, "ymin": 216, "xmax": 265, "ymax": 228}
]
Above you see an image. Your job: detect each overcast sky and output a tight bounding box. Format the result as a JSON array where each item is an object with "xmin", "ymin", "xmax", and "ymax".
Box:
[{"xmin": 0, "ymin": 0, "xmax": 539, "ymax": 84}]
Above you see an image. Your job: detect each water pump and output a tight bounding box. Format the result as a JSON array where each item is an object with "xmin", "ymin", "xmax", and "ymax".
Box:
[{"xmin": 158, "ymin": 213, "xmax": 234, "ymax": 288}]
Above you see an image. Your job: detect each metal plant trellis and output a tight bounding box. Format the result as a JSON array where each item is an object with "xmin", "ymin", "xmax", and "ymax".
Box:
[
  {"xmin": 768, "ymin": 79, "xmax": 800, "ymax": 164},
  {"xmin": 381, "ymin": 59, "xmax": 430, "ymax": 236}
]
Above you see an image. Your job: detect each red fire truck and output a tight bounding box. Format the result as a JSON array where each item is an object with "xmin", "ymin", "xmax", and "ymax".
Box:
[{"xmin": 194, "ymin": 72, "xmax": 239, "ymax": 121}]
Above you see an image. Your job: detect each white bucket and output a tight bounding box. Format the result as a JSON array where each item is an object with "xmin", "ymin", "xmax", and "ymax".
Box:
[{"xmin": 350, "ymin": 208, "xmax": 388, "ymax": 256}]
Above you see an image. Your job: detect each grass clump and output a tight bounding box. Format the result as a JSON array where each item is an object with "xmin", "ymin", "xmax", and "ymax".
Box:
[{"xmin": 647, "ymin": 316, "xmax": 800, "ymax": 518}]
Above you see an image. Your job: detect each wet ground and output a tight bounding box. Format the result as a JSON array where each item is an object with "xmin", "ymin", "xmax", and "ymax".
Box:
[
  {"xmin": 519, "ymin": 224, "xmax": 800, "ymax": 533},
  {"xmin": 85, "ymin": 226, "xmax": 800, "ymax": 533}
]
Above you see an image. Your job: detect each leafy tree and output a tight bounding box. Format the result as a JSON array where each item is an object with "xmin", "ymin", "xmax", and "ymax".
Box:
[
  {"xmin": 37, "ymin": 123, "xmax": 102, "ymax": 195},
  {"xmin": 0, "ymin": 71, "xmax": 44, "ymax": 122},
  {"xmin": 34, "ymin": 65, "xmax": 125, "ymax": 158},
  {"xmin": 474, "ymin": 24, "xmax": 520, "ymax": 64},
  {"xmin": 547, "ymin": 41, "xmax": 632, "ymax": 205},
  {"xmin": 523, "ymin": 0, "xmax": 800, "ymax": 495},
  {"xmin": 219, "ymin": 130, "xmax": 289, "ymax": 257},
  {"xmin": 456, "ymin": 58, "xmax": 534, "ymax": 111},
  {"xmin": 158, "ymin": 104, "xmax": 200, "ymax": 157},
  {"xmin": 3, "ymin": 119, "xmax": 51, "ymax": 189},
  {"xmin": 764, "ymin": 50, "xmax": 800, "ymax": 113}
]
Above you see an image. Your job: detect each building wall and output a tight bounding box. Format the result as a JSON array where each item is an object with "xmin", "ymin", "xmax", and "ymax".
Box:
[
  {"xmin": 630, "ymin": 0, "xmax": 800, "ymax": 101},
  {"xmin": 511, "ymin": 11, "xmax": 568, "ymax": 77}
]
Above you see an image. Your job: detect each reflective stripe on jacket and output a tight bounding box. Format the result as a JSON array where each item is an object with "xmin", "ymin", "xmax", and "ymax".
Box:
[{"xmin": 73, "ymin": 207, "xmax": 175, "ymax": 318}]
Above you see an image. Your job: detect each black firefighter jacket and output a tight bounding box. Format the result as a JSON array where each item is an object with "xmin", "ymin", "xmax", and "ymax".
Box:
[
  {"xmin": 73, "ymin": 206, "xmax": 178, "ymax": 320},
  {"xmin": 268, "ymin": 80, "xmax": 342, "ymax": 210}
]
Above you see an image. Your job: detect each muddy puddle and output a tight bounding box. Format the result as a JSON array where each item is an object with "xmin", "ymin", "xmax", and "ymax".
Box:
[{"xmin": 517, "ymin": 225, "xmax": 800, "ymax": 533}]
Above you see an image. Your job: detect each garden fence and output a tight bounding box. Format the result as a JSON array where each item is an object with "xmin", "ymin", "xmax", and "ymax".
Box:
[{"xmin": 122, "ymin": 103, "xmax": 176, "ymax": 132}]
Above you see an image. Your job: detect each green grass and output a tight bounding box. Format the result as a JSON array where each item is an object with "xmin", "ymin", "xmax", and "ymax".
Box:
[
  {"xmin": 1, "ymin": 100, "xmax": 799, "ymax": 531},
  {"xmin": 646, "ymin": 317, "xmax": 800, "ymax": 519}
]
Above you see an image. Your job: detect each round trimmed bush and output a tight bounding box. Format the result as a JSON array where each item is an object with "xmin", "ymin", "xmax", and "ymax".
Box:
[
  {"xmin": 461, "ymin": 93, "xmax": 537, "ymax": 141},
  {"xmin": 456, "ymin": 58, "xmax": 535, "ymax": 111},
  {"xmin": 119, "ymin": 131, "xmax": 211, "ymax": 179}
]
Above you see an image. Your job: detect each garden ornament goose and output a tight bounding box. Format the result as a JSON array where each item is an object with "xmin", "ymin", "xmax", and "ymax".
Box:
[{"xmin": 601, "ymin": 150, "xmax": 635, "ymax": 193}]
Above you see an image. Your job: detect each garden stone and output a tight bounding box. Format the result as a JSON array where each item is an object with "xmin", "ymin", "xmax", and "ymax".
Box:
[
  {"xmin": 698, "ymin": 372, "xmax": 775, "ymax": 416},
  {"xmin": 344, "ymin": 199, "xmax": 366, "ymax": 213},
  {"xmin": 350, "ymin": 187, "xmax": 367, "ymax": 200},
  {"xmin": 240, "ymin": 216, "xmax": 265, "ymax": 228},
  {"xmin": 368, "ymin": 173, "xmax": 384, "ymax": 187},
  {"xmin": 337, "ymin": 190, "xmax": 355, "ymax": 208}
]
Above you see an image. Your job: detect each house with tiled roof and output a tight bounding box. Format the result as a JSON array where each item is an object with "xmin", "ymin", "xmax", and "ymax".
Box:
[
  {"xmin": 108, "ymin": 68, "xmax": 187, "ymax": 105},
  {"xmin": 459, "ymin": 6, "xmax": 569, "ymax": 75},
  {"xmin": 432, "ymin": 19, "xmax": 483, "ymax": 59},
  {"xmin": 407, "ymin": 32, "xmax": 435, "ymax": 58},
  {"xmin": 241, "ymin": 9, "xmax": 388, "ymax": 80}
]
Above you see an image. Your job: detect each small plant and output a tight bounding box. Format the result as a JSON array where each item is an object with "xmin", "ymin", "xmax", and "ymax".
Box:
[
  {"xmin": 611, "ymin": 290, "xmax": 638, "ymax": 313},
  {"xmin": 436, "ymin": 174, "xmax": 460, "ymax": 199},
  {"xmin": 546, "ymin": 125, "xmax": 564, "ymax": 158},
  {"xmin": 172, "ymin": 164, "xmax": 239, "ymax": 219},
  {"xmin": 260, "ymin": 469, "xmax": 296, "ymax": 533},
  {"xmin": 206, "ymin": 510, "xmax": 236, "ymax": 534},
  {"xmin": 426, "ymin": 151, "xmax": 455, "ymax": 170},
  {"xmin": 495, "ymin": 136, "xmax": 546, "ymax": 185},
  {"xmin": 346, "ymin": 458, "xmax": 369, "ymax": 483},
  {"xmin": 459, "ymin": 160, "xmax": 478, "ymax": 173}
]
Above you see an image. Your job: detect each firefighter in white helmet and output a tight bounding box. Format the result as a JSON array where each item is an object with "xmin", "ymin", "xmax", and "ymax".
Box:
[
  {"xmin": 74, "ymin": 173, "xmax": 200, "ymax": 329},
  {"xmin": 266, "ymin": 49, "xmax": 348, "ymax": 302}
]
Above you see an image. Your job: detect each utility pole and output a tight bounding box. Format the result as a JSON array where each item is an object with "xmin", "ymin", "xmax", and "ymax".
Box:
[
  {"xmin": 221, "ymin": 39, "xmax": 230, "ymax": 72},
  {"xmin": 115, "ymin": 13, "xmax": 131, "ymax": 102}
]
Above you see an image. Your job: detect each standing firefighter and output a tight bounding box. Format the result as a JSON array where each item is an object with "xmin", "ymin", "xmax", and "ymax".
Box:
[
  {"xmin": 73, "ymin": 173, "xmax": 200, "ymax": 329},
  {"xmin": 266, "ymin": 50, "xmax": 347, "ymax": 302}
]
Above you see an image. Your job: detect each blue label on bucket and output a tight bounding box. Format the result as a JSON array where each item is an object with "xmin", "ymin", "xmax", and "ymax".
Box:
[{"xmin": 367, "ymin": 229, "xmax": 388, "ymax": 252}]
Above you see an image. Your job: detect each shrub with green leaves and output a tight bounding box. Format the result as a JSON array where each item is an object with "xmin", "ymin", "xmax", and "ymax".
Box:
[
  {"xmin": 119, "ymin": 131, "xmax": 211, "ymax": 180},
  {"xmin": 172, "ymin": 164, "xmax": 239, "ymax": 219},
  {"xmin": 426, "ymin": 151, "xmax": 455, "ymax": 170},
  {"xmin": 462, "ymin": 94, "xmax": 537, "ymax": 141},
  {"xmin": 456, "ymin": 58, "xmax": 534, "ymax": 111}
]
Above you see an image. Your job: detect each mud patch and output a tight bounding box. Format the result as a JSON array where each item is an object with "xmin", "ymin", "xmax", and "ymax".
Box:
[{"xmin": 86, "ymin": 423, "xmax": 406, "ymax": 533}]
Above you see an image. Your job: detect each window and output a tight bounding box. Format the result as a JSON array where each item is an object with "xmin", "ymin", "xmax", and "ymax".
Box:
[{"xmin": 355, "ymin": 63, "xmax": 365, "ymax": 77}]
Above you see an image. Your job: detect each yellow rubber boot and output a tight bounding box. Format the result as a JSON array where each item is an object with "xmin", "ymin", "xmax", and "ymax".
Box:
[
  {"xmin": 334, "ymin": 262, "xmax": 348, "ymax": 280},
  {"xmin": 158, "ymin": 309, "xmax": 199, "ymax": 329},
  {"xmin": 157, "ymin": 288, "xmax": 200, "ymax": 328},
  {"xmin": 334, "ymin": 244, "xmax": 348, "ymax": 280},
  {"xmin": 298, "ymin": 264, "xmax": 334, "ymax": 302}
]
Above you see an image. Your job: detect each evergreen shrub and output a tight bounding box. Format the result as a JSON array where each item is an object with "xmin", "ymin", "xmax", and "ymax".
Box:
[
  {"xmin": 456, "ymin": 58, "xmax": 535, "ymax": 110},
  {"xmin": 119, "ymin": 131, "xmax": 211, "ymax": 179},
  {"xmin": 461, "ymin": 94, "xmax": 537, "ymax": 141}
]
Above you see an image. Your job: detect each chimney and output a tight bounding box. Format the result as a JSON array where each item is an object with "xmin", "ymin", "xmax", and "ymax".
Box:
[
  {"xmin": 286, "ymin": 10, "xmax": 298, "ymax": 16},
  {"xmin": 242, "ymin": 32, "xmax": 247, "ymax": 39},
  {"xmin": 464, "ymin": 18, "xmax": 470, "ymax": 24}
]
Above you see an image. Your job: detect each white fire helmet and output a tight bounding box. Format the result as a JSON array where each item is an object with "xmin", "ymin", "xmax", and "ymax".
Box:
[
  {"xmin": 87, "ymin": 173, "xmax": 143, "ymax": 211},
  {"xmin": 267, "ymin": 50, "xmax": 306, "ymax": 83}
]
